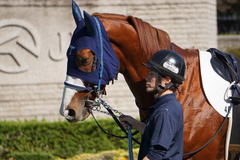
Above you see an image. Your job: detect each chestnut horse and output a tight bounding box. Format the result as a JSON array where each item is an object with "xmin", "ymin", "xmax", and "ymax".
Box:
[{"xmin": 60, "ymin": 1, "xmax": 238, "ymax": 160}]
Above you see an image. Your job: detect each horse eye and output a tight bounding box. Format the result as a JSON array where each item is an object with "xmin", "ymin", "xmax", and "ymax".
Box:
[
  {"xmin": 75, "ymin": 54, "xmax": 95, "ymax": 72},
  {"xmin": 76, "ymin": 57, "xmax": 91, "ymax": 67},
  {"xmin": 80, "ymin": 58, "xmax": 88, "ymax": 64}
]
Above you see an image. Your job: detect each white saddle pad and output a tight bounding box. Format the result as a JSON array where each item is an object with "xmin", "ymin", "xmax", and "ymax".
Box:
[{"xmin": 199, "ymin": 51, "xmax": 232, "ymax": 117}]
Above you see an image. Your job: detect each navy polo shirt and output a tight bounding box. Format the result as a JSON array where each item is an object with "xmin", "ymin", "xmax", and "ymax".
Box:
[{"xmin": 138, "ymin": 93, "xmax": 183, "ymax": 160}]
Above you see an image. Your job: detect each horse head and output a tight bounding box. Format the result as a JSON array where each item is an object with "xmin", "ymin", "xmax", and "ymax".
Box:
[{"xmin": 60, "ymin": 0, "xmax": 119, "ymax": 123}]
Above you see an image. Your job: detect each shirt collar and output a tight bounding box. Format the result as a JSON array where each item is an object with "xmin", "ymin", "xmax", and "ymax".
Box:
[{"xmin": 152, "ymin": 93, "xmax": 176, "ymax": 109}]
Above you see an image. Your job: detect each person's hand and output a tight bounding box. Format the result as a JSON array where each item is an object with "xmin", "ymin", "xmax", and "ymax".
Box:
[
  {"xmin": 119, "ymin": 115, "xmax": 136, "ymax": 128},
  {"xmin": 119, "ymin": 115, "xmax": 146, "ymax": 134}
]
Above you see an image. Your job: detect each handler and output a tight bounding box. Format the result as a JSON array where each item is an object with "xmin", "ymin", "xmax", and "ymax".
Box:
[{"xmin": 120, "ymin": 49, "xmax": 187, "ymax": 160}]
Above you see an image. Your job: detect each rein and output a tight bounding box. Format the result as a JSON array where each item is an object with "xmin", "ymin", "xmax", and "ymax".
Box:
[
  {"xmin": 89, "ymin": 98, "xmax": 140, "ymax": 142},
  {"xmin": 88, "ymin": 98, "xmax": 139, "ymax": 160}
]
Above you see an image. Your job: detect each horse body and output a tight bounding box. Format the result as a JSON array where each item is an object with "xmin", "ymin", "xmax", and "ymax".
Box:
[
  {"xmin": 173, "ymin": 44, "xmax": 227, "ymax": 159},
  {"xmin": 61, "ymin": 4, "xmax": 229, "ymax": 159},
  {"xmin": 93, "ymin": 13, "xmax": 228, "ymax": 159}
]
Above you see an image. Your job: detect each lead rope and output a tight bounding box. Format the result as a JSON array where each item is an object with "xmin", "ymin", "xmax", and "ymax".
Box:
[
  {"xmin": 90, "ymin": 98, "xmax": 139, "ymax": 160},
  {"xmin": 99, "ymin": 99, "xmax": 135, "ymax": 160},
  {"xmin": 127, "ymin": 122, "xmax": 134, "ymax": 160},
  {"xmin": 97, "ymin": 99, "xmax": 140, "ymax": 142},
  {"xmin": 90, "ymin": 113, "xmax": 134, "ymax": 160}
]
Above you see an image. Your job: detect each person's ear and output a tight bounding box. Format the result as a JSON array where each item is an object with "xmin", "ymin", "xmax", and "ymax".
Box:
[{"xmin": 164, "ymin": 76, "xmax": 172, "ymax": 84}]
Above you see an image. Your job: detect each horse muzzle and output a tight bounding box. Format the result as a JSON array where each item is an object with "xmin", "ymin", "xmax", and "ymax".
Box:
[{"xmin": 60, "ymin": 76, "xmax": 95, "ymax": 122}]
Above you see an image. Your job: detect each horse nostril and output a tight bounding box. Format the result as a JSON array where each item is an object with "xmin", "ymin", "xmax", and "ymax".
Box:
[
  {"xmin": 68, "ymin": 109, "xmax": 76, "ymax": 117},
  {"xmin": 64, "ymin": 109, "xmax": 76, "ymax": 120},
  {"xmin": 64, "ymin": 109, "xmax": 78, "ymax": 123}
]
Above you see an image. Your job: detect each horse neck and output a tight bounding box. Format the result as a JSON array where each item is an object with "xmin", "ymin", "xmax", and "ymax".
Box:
[
  {"xmin": 98, "ymin": 14, "xmax": 200, "ymax": 119},
  {"xmin": 98, "ymin": 15, "xmax": 155, "ymax": 112},
  {"xmin": 111, "ymin": 32, "xmax": 155, "ymax": 111}
]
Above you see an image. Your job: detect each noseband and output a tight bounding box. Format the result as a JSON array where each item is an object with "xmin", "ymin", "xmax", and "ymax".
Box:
[{"xmin": 64, "ymin": 75, "xmax": 105, "ymax": 107}]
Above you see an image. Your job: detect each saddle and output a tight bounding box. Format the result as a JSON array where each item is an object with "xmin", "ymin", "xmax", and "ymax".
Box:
[{"xmin": 207, "ymin": 48, "xmax": 240, "ymax": 104}]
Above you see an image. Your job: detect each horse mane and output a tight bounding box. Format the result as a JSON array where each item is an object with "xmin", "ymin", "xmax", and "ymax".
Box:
[
  {"xmin": 93, "ymin": 13, "xmax": 172, "ymax": 57},
  {"xmin": 93, "ymin": 13, "xmax": 128, "ymax": 21},
  {"xmin": 127, "ymin": 16, "xmax": 172, "ymax": 57}
]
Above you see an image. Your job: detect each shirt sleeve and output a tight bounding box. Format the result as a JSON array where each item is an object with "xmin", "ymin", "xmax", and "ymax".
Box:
[{"xmin": 146, "ymin": 145, "xmax": 167, "ymax": 160}]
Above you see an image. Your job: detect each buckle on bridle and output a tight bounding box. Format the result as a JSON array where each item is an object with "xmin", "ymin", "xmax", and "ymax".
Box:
[{"xmin": 85, "ymin": 99, "xmax": 100, "ymax": 108}]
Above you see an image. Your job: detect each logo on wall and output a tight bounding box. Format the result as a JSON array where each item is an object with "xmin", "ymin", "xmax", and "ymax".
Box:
[
  {"xmin": 0, "ymin": 19, "xmax": 40, "ymax": 73},
  {"xmin": 49, "ymin": 32, "xmax": 72, "ymax": 61}
]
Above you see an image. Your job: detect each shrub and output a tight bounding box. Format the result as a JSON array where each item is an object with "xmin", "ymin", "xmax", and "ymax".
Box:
[
  {"xmin": 225, "ymin": 48, "xmax": 240, "ymax": 60},
  {"xmin": 8, "ymin": 151, "xmax": 54, "ymax": 160},
  {"xmin": 0, "ymin": 119, "xmax": 141, "ymax": 159},
  {"xmin": 55, "ymin": 148, "xmax": 139, "ymax": 160}
]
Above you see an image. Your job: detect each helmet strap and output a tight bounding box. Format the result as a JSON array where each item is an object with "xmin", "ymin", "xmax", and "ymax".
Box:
[
  {"xmin": 158, "ymin": 82, "xmax": 174, "ymax": 91},
  {"xmin": 157, "ymin": 75, "xmax": 174, "ymax": 92},
  {"xmin": 152, "ymin": 75, "xmax": 174, "ymax": 95},
  {"xmin": 149, "ymin": 75, "xmax": 162, "ymax": 95},
  {"xmin": 149, "ymin": 75, "xmax": 176, "ymax": 95}
]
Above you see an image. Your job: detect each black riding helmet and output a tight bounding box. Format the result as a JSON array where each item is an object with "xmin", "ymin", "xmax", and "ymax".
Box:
[{"xmin": 144, "ymin": 50, "xmax": 187, "ymax": 85}]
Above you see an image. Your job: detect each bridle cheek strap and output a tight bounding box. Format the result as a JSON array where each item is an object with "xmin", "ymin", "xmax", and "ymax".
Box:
[{"xmin": 93, "ymin": 17, "xmax": 104, "ymax": 91}]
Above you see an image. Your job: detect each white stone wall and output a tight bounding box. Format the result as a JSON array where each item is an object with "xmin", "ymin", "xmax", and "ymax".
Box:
[
  {"xmin": 218, "ymin": 35, "xmax": 240, "ymax": 51},
  {"xmin": 0, "ymin": 0, "xmax": 217, "ymax": 121}
]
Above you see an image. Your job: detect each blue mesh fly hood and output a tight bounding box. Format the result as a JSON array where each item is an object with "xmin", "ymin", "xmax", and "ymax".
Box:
[{"xmin": 67, "ymin": 2, "xmax": 119, "ymax": 86}]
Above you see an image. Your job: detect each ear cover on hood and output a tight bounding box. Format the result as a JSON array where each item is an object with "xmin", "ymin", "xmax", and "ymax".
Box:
[{"xmin": 66, "ymin": 1, "xmax": 119, "ymax": 85}]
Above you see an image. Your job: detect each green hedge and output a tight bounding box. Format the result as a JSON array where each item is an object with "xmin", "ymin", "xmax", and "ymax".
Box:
[
  {"xmin": 8, "ymin": 151, "xmax": 55, "ymax": 160},
  {"xmin": 56, "ymin": 149, "xmax": 139, "ymax": 160},
  {"xmin": 226, "ymin": 48, "xmax": 240, "ymax": 60},
  {"xmin": 0, "ymin": 119, "xmax": 141, "ymax": 159}
]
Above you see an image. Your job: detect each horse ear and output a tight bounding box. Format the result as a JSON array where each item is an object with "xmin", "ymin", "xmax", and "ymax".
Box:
[
  {"xmin": 72, "ymin": 0, "xmax": 83, "ymax": 25},
  {"xmin": 84, "ymin": 11, "xmax": 98, "ymax": 37}
]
